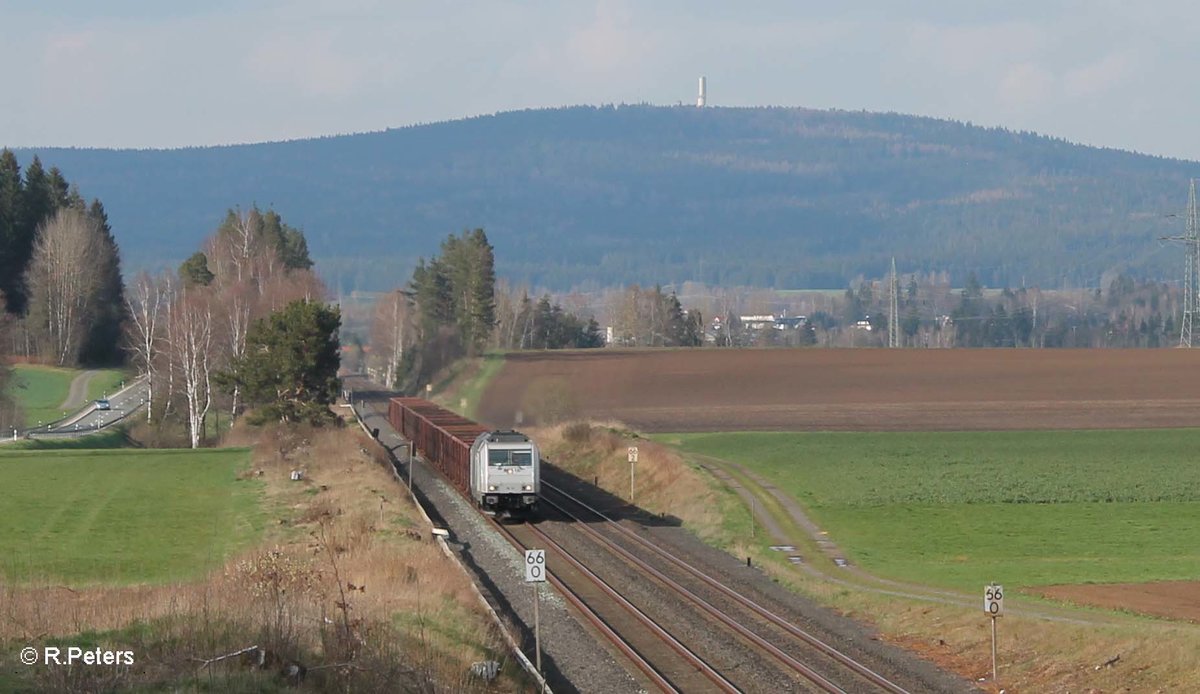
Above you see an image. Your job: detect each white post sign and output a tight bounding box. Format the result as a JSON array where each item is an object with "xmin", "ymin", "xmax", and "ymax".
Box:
[
  {"xmin": 984, "ymin": 584, "xmax": 1003, "ymax": 615},
  {"xmin": 984, "ymin": 583, "xmax": 1003, "ymax": 683},
  {"xmin": 627, "ymin": 447, "xmax": 638, "ymax": 502},
  {"xmin": 524, "ymin": 549, "xmax": 546, "ymax": 582},
  {"xmin": 524, "ymin": 549, "xmax": 546, "ymax": 679}
]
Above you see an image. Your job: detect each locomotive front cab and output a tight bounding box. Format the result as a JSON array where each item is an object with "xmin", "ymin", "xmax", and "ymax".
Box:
[{"xmin": 471, "ymin": 431, "xmax": 540, "ymax": 516}]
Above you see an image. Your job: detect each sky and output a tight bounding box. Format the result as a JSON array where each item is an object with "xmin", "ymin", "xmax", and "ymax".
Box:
[{"xmin": 2, "ymin": 1, "xmax": 1198, "ymax": 159}]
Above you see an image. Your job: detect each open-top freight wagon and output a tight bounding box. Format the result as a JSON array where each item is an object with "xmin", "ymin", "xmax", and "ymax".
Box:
[{"xmin": 388, "ymin": 397, "xmax": 540, "ymax": 518}]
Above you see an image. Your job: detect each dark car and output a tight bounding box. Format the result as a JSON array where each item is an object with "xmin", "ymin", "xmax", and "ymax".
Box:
[{"xmin": 95, "ymin": 399, "xmax": 111, "ymax": 411}]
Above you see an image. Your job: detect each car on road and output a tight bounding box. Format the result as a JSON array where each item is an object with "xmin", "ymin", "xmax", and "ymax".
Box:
[{"xmin": 95, "ymin": 399, "xmax": 111, "ymax": 411}]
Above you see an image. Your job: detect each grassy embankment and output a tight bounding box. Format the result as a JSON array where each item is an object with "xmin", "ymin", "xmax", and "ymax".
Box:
[
  {"xmin": 0, "ymin": 425, "xmax": 519, "ymax": 692},
  {"xmin": 432, "ymin": 352, "xmax": 507, "ymax": 420}
]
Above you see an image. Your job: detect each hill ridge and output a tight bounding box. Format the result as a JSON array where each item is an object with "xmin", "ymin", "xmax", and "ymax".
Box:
[{"xmin": 11, "ymin": 104, "xmax": 1200, "ymax": 291}]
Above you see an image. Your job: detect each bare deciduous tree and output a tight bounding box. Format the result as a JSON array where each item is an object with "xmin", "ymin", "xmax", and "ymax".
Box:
[
  {"xmin": 24, "ymin": 208, "xmax": 105, "ymax": 365},
  {"xmin": 124, "ymin": 272, "xmax": 169, "ymax": 423},
  {"xmin": 369, "ymin": 289, "xmax": 410, "ymax": 387},
  {"xmin": 170, "ymin": 290, "xmax": 213, "ymax": 448}
]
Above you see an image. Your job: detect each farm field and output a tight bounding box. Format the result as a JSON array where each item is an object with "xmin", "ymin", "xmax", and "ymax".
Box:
[
  {"xmin": 660, "ymin": 429, "xmax": 1200, "ymax": 593},
  {"xmin": 475, "ymin": 348, "xmax": 1200, "ymax": 431},
  {"xmin": 0, "ymin": 448, "xmax": 261, "ymax": 584}
]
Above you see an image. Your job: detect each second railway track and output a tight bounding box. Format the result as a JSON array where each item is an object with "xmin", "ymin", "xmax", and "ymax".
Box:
[{"xmin": 535, "ymin": 479, "xmax": 913, "ymax": 693}]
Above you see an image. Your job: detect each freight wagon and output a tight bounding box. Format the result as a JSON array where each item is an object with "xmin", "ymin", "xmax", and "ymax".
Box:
[{"xmin": 388, "ymin": 397, "xmax": 540, "ymax": 518}]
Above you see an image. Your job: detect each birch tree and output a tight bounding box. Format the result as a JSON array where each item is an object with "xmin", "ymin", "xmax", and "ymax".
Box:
[
  {"xmin": 124, "ymin": 272, "xmax": 168, "ymax": 422},
  {"xmin": 369, "ymin": 289, "xmax": 410, "ymax": 387},
  {"xmin": 171, "ymin": 290, "xmax": 213, "ymax": 448},
  {"xmin": 24, "ymin": 208, "xmax": 104, "ymax": 365}
]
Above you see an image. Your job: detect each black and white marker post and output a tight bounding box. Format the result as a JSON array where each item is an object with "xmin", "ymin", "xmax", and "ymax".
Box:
[
  {"xmin": 524, "ymin": 549, "xmax": 547, "ymax": 685},
  {"xmin": 627, "ymin": 446, "xmax": 638, "ymax": 503},
  {"xmin": 984, "ymin": 583, "xmax": 1004, "ymax": 682}
]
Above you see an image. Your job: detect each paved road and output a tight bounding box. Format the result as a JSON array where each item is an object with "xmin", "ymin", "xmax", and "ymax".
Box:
[{"xmin": 26, "ymin": 377, "xmax": 149, "ymax": 437}]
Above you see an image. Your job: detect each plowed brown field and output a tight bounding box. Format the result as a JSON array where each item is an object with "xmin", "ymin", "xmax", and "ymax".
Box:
[
  {"xmin": 1038, "ymin": 582, "xmax": 1200, "ymax": 623},
  {"xmin": 477, "ymin": 348, "xmax": 1200, "ymax": 431},
  {"xmin": 479, "ymin": 347, "xmax": 1200, "ymax": 625}
]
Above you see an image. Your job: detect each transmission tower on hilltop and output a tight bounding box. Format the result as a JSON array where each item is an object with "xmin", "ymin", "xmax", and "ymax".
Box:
[
  {"xmin": 1163, "ymin": 180, "xmax": 1200, "ymax": 347},
  {"xmin": 888, "ymin": 257, "xmax": 900, "ymax": 348}
]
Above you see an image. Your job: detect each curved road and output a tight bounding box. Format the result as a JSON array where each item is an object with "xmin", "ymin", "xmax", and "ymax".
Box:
[{"xmin": 24, "ymin": 377, "xmax": 148, "ymax": 437}]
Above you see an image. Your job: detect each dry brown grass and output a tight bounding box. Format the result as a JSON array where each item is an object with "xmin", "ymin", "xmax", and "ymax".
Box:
[
  {"xmin": 2, "ymin": 421, "xmax": 519, "ymax": 692},
  {"xmin": 531, "ymin": 420, "xmax": 726, "ymax": 541}
]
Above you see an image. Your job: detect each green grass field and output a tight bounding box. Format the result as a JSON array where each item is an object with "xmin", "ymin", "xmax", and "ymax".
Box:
[
  {"xmin": 662, "ymin": 429, "xmax": 1200, "ymax": 591},
  {"xmin": 7, "ymin": 364, "xmax": 77, "ymax": 425},
  {"xmin": 0, "ymin": 448, "xmax": 262, "ymax": 584},
  {"xmin": 6, "ymin": 365, "xmax": 127, "ymax": 426},
  {"xmin": 85, "ymin": 370, "xmax": 127, "ymax": 402}
]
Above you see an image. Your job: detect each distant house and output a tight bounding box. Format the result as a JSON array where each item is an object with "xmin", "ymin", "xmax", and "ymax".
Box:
[{"xmin": 738, "ymin": 314, "xmax": 809, "ymax": 331}]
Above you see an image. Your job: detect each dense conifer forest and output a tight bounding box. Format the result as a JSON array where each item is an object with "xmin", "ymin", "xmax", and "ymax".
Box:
[{"xmin": 12, "ymin": 105, "xmax": 1200, "ymax": 292}]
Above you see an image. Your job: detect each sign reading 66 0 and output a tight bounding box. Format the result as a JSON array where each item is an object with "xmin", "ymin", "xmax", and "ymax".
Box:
[
  {"xmin": 984, "ymin": 584, "xmax": 1004, "ymax": 615},
  {"xmin": 524, "ymin": 549, "xmax": 546, "ymax": 583}
]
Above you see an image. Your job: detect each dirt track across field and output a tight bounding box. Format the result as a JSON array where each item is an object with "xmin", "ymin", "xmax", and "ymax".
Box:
[{"xmin": 477, "ymin": 348, "xmax": 1200, "ymax": 431}]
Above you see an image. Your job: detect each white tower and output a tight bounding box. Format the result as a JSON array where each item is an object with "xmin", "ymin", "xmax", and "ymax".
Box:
[{"xmin": 697, "ymin": 76, "xmax": 707, "ymax": 107}]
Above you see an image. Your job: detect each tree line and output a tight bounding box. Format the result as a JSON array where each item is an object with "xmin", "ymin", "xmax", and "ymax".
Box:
[
  {"xmin": 369, "ymin": 232, "xmax": 706, "ymax": 391},
  {"xmin": 124, "ymin": 205, "xmax": 335, "ymax": 447},
  {"xmin": 0, "ymin": 150, "xmax": 125, "ymax": 366}
]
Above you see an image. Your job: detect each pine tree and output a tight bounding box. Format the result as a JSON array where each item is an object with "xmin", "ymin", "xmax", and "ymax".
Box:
[
  {"xmin": 179, "ymin": 252, "xmax": 215, "ymax": 287},
  {"xmin": 8, "ymin": 156, "xmax": 53, "ymax": 314},
  {"xmin": 79, "ymin": 200, "xmax": 128, "ymax": 365},
  {"xmin": 0, "ymin": 151, "xmax": 23, "ymax": 313},
  {"xmin": 217, "ymin": 300, "xmax": 341, "ymax": 425},
  {"xmin": 464, "ymin": 229, "xmax": 495, "ymax": 354}
]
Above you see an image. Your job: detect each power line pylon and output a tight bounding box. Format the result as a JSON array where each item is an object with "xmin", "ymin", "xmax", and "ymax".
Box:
[
  {"xmin": 888, "ymin": 256, "xmax": 900, "ymax": 348},
  {"xmin": 1163, "ymin": 180, "xmax": 1200, "ymax": 347}
]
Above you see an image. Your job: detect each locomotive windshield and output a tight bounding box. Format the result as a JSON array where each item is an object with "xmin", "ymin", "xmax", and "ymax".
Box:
[{"xmin": 488, "ymin": 449, "xmax": 534, "ymax": 467}]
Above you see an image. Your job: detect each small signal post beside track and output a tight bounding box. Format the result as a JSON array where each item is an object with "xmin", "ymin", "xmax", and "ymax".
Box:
[
  {"xmin": 985, "ymin": 583, "xmax": 1004, "ymax": 683},
  {"xmin": 525, "ymin": 549, "xmax": 546, "ymax": 680}
]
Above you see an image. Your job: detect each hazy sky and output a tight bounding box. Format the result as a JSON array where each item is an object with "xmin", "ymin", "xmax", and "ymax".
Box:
[{"xmin": 3, "ymin": 1, "xmax": 1197, "ymax": 158}]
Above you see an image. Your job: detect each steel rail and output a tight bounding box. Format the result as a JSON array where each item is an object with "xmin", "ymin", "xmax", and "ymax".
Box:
[
  {"xmin": 540, "ymin": 494, "xmax": 847, "ymax": 693},
  {"xmin": 543, "ymin": 480, "xmax": 912, "ymax": 694},
  {"xmin": 486, "ymin": 518, "xmax": 681, "ymax": 693},
  {"xmin": 496, "ymin": 518, "xmax": 741, "ymax": 693}
]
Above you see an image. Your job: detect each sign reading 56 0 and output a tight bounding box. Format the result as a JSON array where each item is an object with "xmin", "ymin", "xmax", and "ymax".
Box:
[{"xmin": 984, "ymin": 584, "xmax": 1004, "ymax": 615}]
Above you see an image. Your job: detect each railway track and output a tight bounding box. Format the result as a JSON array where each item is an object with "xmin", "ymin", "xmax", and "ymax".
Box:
[
  {"xmin": 539, "ymin": 480, "xmax": 913, "ymax": 694},
  {"xmin": 491, "ymin": 516, "xmax": 738, "ymax": 692}
]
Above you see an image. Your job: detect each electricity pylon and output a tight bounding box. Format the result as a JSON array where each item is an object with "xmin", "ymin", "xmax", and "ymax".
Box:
[
  {"xmin": 1162, "ymin": 180, "xmax": 1200, "ymax": 347},
  {"xmin": 888, "ymin": 256, "xmax": 900, "ymax": 348}
]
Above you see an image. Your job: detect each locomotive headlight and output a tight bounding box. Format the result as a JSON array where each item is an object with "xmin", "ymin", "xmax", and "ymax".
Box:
[
  {"xmin": 522, "ymin": 484, "xmax": 532, "ymax": 491},
  {"xmin": 487, "ymin": 485, "xmax": 496, "ymax": 491}
]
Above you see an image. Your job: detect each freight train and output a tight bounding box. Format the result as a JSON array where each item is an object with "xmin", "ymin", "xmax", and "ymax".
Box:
[{"xmin": 387, "ymin": 397, "xmax": 540, "ymax": 518}]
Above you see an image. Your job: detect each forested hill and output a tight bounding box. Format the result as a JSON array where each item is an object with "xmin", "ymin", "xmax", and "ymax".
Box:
[{"xmin": 13, "ymin": 105, "xmax": 1200, "ymax": 291}]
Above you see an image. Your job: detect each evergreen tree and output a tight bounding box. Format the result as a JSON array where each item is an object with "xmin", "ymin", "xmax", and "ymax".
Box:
[
  {"xmin": 180, "ymin": 252, "xmax": 215, "ymax": 287},
  {"xmin": 0, "ymin": 151, "xmax": 23, "ymax": 313},
  {"xmin": 8, "ymin": 156, "xmax": 53, "ymax": 314},
  {"xmin": 78, "ymin": 200, "xmax": 128, "ymax": 365},
  {"xmin": 217, "ymin": 300, "xmax": 341, "ymax": 425}
]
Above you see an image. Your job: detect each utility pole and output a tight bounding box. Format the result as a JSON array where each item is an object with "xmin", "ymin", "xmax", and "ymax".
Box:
[
  {"xmin": 888, "ymin": 257, "xmax": 900, "ymax": 348},
  {"xmin": 1162, "ymin": 179, "xmax": 1200, "ymax": 347}
]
